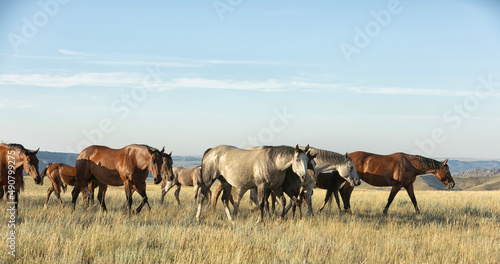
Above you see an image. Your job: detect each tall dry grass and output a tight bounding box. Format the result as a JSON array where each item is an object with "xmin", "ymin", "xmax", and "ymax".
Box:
[{"xmin": 0, "ymin": 178, "xmax": 499, "ymax": 263}]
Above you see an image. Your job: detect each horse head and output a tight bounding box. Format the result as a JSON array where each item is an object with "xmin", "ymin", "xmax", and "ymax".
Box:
[
  {"xmin": 161, "ymin": 151, "xmax": 174, "ymax": 185},
  {"xmin": 338, "ymin": 153, "xmax": 361, "ymax": 186},
  {"xmin": 292, "ymin": 144, "xmax": 311, "ymax": 183},
  {"xmin": 306, "ymin": 150, "xmax": 318, "ymax": 180},
  {"xmin": 435, "ymin": 159, "xmax": 455, "ymax": 189},
  {"xmin": 23, "ymin": 148, "xmax": 41, "ymax": 185},
  {"xmin": 148, "ymin": 146, "xmax": 165, "ymax": 185}
]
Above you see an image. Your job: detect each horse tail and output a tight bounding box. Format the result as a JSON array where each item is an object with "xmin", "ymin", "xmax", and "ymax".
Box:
[{"xmin": 40, "ymin": 163, "xmax": 52, "ymax": 186}]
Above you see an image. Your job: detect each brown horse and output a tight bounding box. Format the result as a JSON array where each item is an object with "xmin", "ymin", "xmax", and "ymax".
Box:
[
  {"xmin": 71, "ymin": 144, "xmax": 169, "ymax": 214},
  {"xmin": 160, "ymin": 165, "xmax": 209, "ymax": 205},
  {"xmin": 0, "ymin": 143, "xmax": 41, "ymax": 213},
  {"xmin": 40, "ymin": 162, "xmax": 100, "ymax": 208},
  {"xmin": 322, "ymin": 152, "xmax": 455, "ymax": 215}
]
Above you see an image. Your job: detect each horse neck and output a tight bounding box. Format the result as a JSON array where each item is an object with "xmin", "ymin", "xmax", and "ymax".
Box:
[
  {"xmin": 132, "ymin": 148, "xmax": 150, "ymax": 171},
  {"xmin": 312, "ymin": 149, "xmax": 345, "ymax": 173},
  {"xmin": 406, "ymin": 155, "xmax": 440, "ymax": 175},
  {"xmin": 274, "ymin": 152, "xmax": 295, "ymax": 171}
]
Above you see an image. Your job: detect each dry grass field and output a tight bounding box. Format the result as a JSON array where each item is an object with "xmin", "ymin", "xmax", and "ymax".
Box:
[{"xmin": 1, "ymin": 178, "xmax": 499, "ymax": 264}]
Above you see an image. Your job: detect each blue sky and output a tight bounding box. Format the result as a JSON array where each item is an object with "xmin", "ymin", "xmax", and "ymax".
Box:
[{"xmin": 1, "ymin": 0, "xmax": 499, "ymax": 159}]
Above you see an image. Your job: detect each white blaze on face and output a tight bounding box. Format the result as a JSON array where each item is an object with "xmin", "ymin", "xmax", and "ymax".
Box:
[{"xmin": 292, "ymin": 152, "xmax": 309, "ymax": 182}]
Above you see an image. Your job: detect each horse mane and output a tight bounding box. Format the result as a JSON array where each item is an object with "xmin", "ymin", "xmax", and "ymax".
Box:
[
  {"xmin": 202, "ymin": 148, "xmax": 212, "ymax": 159},
  {"xmin": 406, "ymin": 154, "xmax": 442, "ymax": 170},
  {"xmin": 262, "ymin": 145, "xmax": 297, "ymax": 154},
  {"xmin": 5, "ymin": 143, "xmax": 28, "ymax": 155},
  {"xmin": 130, "ymin": 144, "xmax": 162, "ymax": 154},
  {"xmin": 307, "ymin": 147, "xmax": 345, "ymax": 165}
]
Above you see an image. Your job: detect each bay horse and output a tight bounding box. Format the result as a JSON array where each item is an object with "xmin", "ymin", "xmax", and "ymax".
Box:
[
  {"xmin": 161, "ymin": 165, "xmax": 210, "ymax": 205},
  {"xmin": 0, "ymin": 143, "xmax": 41, "ymax": 213},
  {"xmin": 71, "ymin": 144, "xmax": 168, "ymax": 214},
  {"xmin": 197, "ymin": 145, "xmax": 312, "ymax": 223},
  {"xmin": 323, "ymin": 152, "xmax": 455, "ymax": 215},
  {"xmin": 40, "ymin": 162, "xmax": 100, "ymax": 208}
]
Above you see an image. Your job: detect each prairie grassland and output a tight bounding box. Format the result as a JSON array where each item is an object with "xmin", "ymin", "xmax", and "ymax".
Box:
[{"xmin": 1, "ymin": 179, "xmax": 499, "ymax": 264}]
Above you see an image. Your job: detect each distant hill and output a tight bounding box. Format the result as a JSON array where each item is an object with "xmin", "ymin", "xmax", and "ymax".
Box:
[
  {"xmin": 35, "ymin": 151, "xmax": 201, "ymax": 172},
  {"xmin": 454, "ymin": 169, "xmax": 500, "ymax": 178},
  {"xmin": 357, "ymin": 171, "xmax": 500, "ymax": 191},
  {"xmin": 447, "ymin": 160, "xmax": 500, "ymax": 174}
]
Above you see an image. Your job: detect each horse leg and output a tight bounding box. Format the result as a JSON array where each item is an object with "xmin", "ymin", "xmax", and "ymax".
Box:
[
  {"xmin": 54, "ymin": 185, "xmax": 63, "ymax": 206},
  {"xmin": 174, "ymin": 185, "xmax": 181, "ymax": 205},
  {"xmin": 340, "ymin": 183, "xmax": 354, "ymax": 214},
  {"xmin": 123, "ymin": 180, "xmax": 134, "ymax": 215},
  {"xmin": 405, "ymin": 183, "xmax": 420, "ymax": 214},
  {"xmin": 82, "ymin": 184, "xmax": 92, "ymax": 208},
  {"xmin": 256, "ymin": 185, "xmax": 266, "ymax": 223},
  {"xmin": 263, "ymin": 190, "xmax": 272, "ymax": 219},
  {"xmin": 193, "ymin": 184, "xmax": 199, "ymax": 204},
  {"xmin": 383, "ymin": 183, "xmax": 403, "ymax": 215},
  {"xmin": 45, "ymin": 185, "xmax": 54, "ymax": 208},
  {"xmin": 133, "ymin": 181, "xmax": 149, "ymax": 214},
  {"xmin": 161, "ymin": 181, "xmax": 174, "ymax": 204},
  {"xmin": 196, "ymin": 183, "xmax": 211, "ymax": 222},
  {"xmin": 97, "ymin": 184, "xmax": 108, "ymax": 212},
  {"xmin": 89, "ymin": 182, "xmax": 95, "ymax": 206},
  {"xmin": 319, "ymin": 182, "xmax": 334, "ymax": 213},
  {"xmin": 220, "ymin": 180, "xmax": 234, "ymax": 222},
  {"xmin": 232, "ymin": 187, "xmax": 247, "ymax": 218},
  {"xmin": 212, "ymin": 182, "xmax": 223, "ymax": 210}
]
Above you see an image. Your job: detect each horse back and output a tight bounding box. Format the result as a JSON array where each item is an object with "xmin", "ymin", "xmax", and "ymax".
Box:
[
  {"xmin": 349, "ymin": 151, "xmax": 405, "ymax": 186},
  {"xmin": 76, "ymin": 146, "xmax": 130, "ymax": 186}
]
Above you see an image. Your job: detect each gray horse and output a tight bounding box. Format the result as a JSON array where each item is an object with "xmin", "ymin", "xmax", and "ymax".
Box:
[
  {"xmin": 197, "ymin": 145, "xmax": 312, "ymax": 223},
  {"xmin": 161, "ymin": 165, "xmax": 207, "ymax": 205}
]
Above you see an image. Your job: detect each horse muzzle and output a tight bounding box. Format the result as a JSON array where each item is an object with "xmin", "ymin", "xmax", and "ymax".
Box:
[
  {"xmin": 35, "ymin": 176, "xmax": 42, "ymax": 185},
  {"xmin": 446, "ymin": 182, "xmax": 455, "ymax": 189},
  {"xmin": 353, "ymin": 178, "xmax": 361, "ymax": 187},
  {"xmin": 153, "ymin": 176, "xmax": 161, "ymax": 185}
]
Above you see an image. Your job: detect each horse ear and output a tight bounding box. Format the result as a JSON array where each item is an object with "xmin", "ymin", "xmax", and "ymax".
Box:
[
  {"xmin": 304, "ymin": 144, "xmax": 309, "ymax": 152},
  {"xmin": 294, "ymin": 144, "xmax": 299, "ymax": 151},
  {"xmin": 33, "ymin": 148, "xmax": 40, "ymax": 155},
  {"xmin": 169, "ymin": 151, "xmax": 172, "ymax": 156},
  {"xmin": 160, "ymin": 146, "xmax": 165, "ymax": 154},
  {"xmin": 443, "ymin": 159, "xmax": 448, "ymax": 166},
  {"xmin": 345, "ymin": 152, "xmax": 349, "ymax": 159}
]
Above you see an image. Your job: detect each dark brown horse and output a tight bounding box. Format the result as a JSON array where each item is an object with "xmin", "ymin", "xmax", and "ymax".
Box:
[
  {"xmin": 40, "ymin": 162, "xmax": 100, "ymax": 208},
  {"xmin": 317, "ymin": 171, "xmax": 350, "ymax": 213},
  {"xmin": 0, "ymin": 143, "xmax": 41, "ymax": 213},
  {"xmin": 71, "ymin": 144, "xmax": 169, "ymax": 214},
  {"xmin": 321, "ymin": 152, "xmax": 455, "ymax": 215}
]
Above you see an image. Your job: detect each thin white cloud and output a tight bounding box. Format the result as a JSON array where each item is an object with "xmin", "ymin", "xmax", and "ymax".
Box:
[
  {"xmin": 0, "ymin": 72, "xmax": 142, "ymax": 88},
  {"xmin": 348, "ymin": 87, "xmax": 474, "ymax": 97},
  {"xmin": 90, "ymin": 60, "xmax": 201, "ymax": 67},
  {"xmin": 154, "ymin": 78, "xmax": 341, "ymax": 92},
  {"xmin": 0, "ymin": 72, "xmax": 492, "ymax": 97},
  {"xmin": 58, "ymin": 49, "xmax": 90, "ymax": 56}
]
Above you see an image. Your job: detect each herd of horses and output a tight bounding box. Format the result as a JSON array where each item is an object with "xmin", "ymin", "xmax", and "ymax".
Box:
[{"xmin": 0, "ymin": 142, "xmax": 455, "ymax": 222}]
